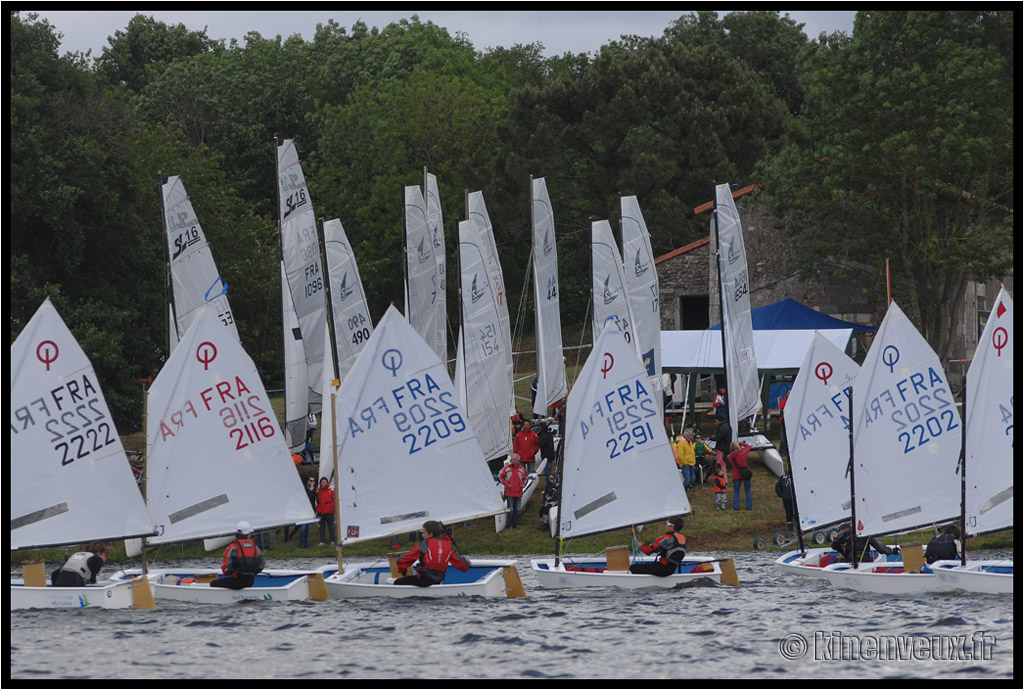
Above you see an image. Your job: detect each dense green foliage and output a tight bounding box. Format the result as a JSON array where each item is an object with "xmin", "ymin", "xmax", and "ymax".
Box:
[{"xmin": 10, "ymin": 11, "xmax": 1014, "ymax": 427}]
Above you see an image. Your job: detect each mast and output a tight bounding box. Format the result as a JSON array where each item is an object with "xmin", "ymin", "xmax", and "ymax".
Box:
[
  {"xmin": 712, "ymin": 184, "xmax": 729, "ymax": 424},
  {"xmin": 316, "ymin": 217, "xmax": 343, "ymax": 573},
  {"xmin": 845, "ymin": 386, "xmax": 858, "ymax": 569},
  {"xmin": 779, "ymin": 409, "xmax": 806, "ymax": 556},
  {"xmin": 959, "ymin": 375, "xmax": 967, "ymax": 567}
]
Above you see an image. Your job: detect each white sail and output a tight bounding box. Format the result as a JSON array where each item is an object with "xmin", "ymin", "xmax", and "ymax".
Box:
[
  {"xmin": 785, "ymin": 332, "xmax": 860, "ymax": 532},
  {"xmin": 331, "ymin": 306, "xmax": 504, "ymax": 543},
  {"xmin": 620, "ymin": 196, "xmax": 661, "ymax": 392},
  {"xmin": 323, "ymin": 218, "xmax": 374, "ymax": 384},
  {"xmin": 715, "ymin": 183, "xmax": 760, "ymax": 430},
  {"xmin": 425, "ymin": 171, "xmax": 447, "ymax": 361},
  {"xmin": 592, "ymin": 219, "xmax": 639, "ymax": 353},
  {"xmin": 404, "ymin": 185, "xmax": 445, "ymax": 361},
  {"xmin": 11, "ymin": 299, "xmax": 155, "ymax": 550},
  {"xmin": 456, "ymin": 218, "xmax": 515, "ymax": 461},
  {"xmin": 145, "ymin": 306, "xmax": 315, "ymax": 544},
  {"xmin": 531, "ymin": 177, "xmax": 568, "ymax": 416},
  {"xmin": 161, "ymin": 175, "xmax": 238, "ymax": 350},
  {"xmin": 965, "ymin": 287, "xmax": 1013, "ymax": 536},
  {"xmin": 559, "ymin": 322, "xmax": 690, "ymax": 540},
  {"xmin": 317, "ymin": 218, "xmax": 375, "ymax": 484},
  {"xmin": 277, "ymin": 138, "xmax": 326, "ymax": 413},
  {"xmin": 467, "ymin": 191, "xmax": 514, "ymax": 416},
  {"xmin": 852, "ymin": 301, "xmax": 961, "ymax": 537},
  {"xmin": 281, "ymin": 262, "xmax": 309, "ymax": 452}
]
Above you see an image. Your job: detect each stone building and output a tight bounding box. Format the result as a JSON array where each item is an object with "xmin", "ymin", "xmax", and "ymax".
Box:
[{"xmin": 654, "ymin": 185, "xmax": 1011, "ymax": 391}]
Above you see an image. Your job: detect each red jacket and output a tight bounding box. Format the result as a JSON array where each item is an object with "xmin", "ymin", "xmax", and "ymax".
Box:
[
  {"xmin": 728, "ymin": 442, "xmax": 752, "ymax": 480},
  {"xmin": 316, "ymin": 485, "xmax": 335, "ymax": 516},
  {"xmin": 221, "ymin": 538, "xmax": 264, "ymax": 577},
  {"xmin": 514, "ymin": 430, "xmax": 539, "ymax": 463},
  {"xmin": 499, "ymin": 462, "xmax": 528, "ymax": 498},
  {"xmin": 397, "ymin": 534, "xmax": 470, "ymax": 577}
]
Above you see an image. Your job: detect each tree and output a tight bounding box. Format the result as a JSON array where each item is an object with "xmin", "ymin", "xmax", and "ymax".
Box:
[{"xmin": 757, "ymin": 10, "xmax": 1014, "ymax": 362}]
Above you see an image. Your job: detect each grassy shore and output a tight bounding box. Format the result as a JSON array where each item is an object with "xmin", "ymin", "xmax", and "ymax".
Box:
[{"xmin": 15, "ymin": 390, "xmax": 1010, "ymax": 568}]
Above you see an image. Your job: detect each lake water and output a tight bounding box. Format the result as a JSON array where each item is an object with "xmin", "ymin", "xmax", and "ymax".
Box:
[{"xmin": 10, "ymin": 549, "xmax": 1014, "ymax": 679}]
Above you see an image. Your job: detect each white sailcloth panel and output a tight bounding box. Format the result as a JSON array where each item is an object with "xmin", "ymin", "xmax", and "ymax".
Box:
[
  {"xmin": 965, "ymin": 287, "xmax": 1013, "ymax": 536},
  {"xmin": 404, "ymin": 185, "xmax": 445, "ymax": 360},
  {"xmin": 851, "ymin": 301, "xmax": 961, "ymax": 537},
  {"xmin": 331, "ymin": 306, "xmax": 503, "ymax": 544},
  {"xmin": 560, "ymin": 322, "xmax": 691, "ymax": 540},
  {"xmin": 591, "ymin": 219, "xmax": 638, "ymax": 353},
  {"xmin": 531, "ymin": 177, "xmax": 568, "ymax": 416},
  {"xmin": 277, "ymin": 138, "xmax": 326, "ymax": 413},
  {"xmin": 785, "ymin": 332, "xmax": 860, "ymax": 532},
  {"xmin": 715, "ymin": 183, "xmax": 761, "ymax": 429},
  {"xmin": 146, "ymin": 306, "xmax": 315, "ymax": 544},
  {"xmin": 10, "ymin": 299, "xmax": 155, "ymax": 550},
  {"xmin": 323, "ymin": 218, "xmax": 374, "ymax": 384},
  {"xmin": 467, "ymin": 191, "xmax": 514, "ymax": 416},
  {"xmin": 281, "ymin": 261, "xmax": 309, "ymax": 452},
  {"xmin": 162, "ymin": 175, "xmax": 238, "ymax": 350},
  {"xmin": 620, "ymin": 196, "xmax": 661, "ymax": 393},
  {"xmin": 458, "ymin": 218, "xmax": 514, "ymax": 461},
  {"xmin": 318, "ymin": 326, "xmax": 337, "ymax": 485},
  {"xmin": 425, "ymin": 171, "xmax": 447, "ymax": 361}
]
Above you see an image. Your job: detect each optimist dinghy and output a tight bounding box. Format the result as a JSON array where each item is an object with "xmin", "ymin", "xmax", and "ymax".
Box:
[
  {"xmin": 10, "ymin": 300, "xmax": 157, "ymax": 610},
  {"xmin": 530, "ymin": 322, "xmax": 736, "ymax": 590}
]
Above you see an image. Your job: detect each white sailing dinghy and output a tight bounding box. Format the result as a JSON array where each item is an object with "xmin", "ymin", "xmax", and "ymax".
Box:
[
  {"xmin": 712, "ymin": 184, "xmax": 783, "ymax": 476},
  {"xmin": 11, "ymin": 299, "xmax": 157, "ymax": 610},
  {"xmin": 277, "ymin": 137, "xmax": 328, "ymax": 450},
  {"xmin": 321, "ymin": 306, "xmax": 522, "ymax": 598},
  {"xmin": 531, "ymin": 323, "xmax": 730, "ymax": 589},
  {"xmin": 109, "ymin": 307, "xmax": 322, "ymax": 603},
  {"xmin": 774, "ymin": 333, "xmax": 896, "ymax": 576},
  {"xmin": 931, "ymin": 287, "xmax": 1013, "ymax": 594},
  {"xmin": 821, "ymin": 301, "xmax": 962, "ymax": 594},
  {"xmin": 620, "ymin": 196, "xmax": 663, "ymax": 407}
]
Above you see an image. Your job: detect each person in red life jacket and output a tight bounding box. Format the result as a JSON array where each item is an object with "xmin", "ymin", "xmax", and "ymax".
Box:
[
  {"xmin": 629, "ymin": 517, "xmax": 687, "ymax": 576},
  {"xmin": 728, "ymin": 441, "xmax": 754, "ymax": 511},
  {"xmin": 499, "ymin": 454, "xmax": 528, "ymax": 528},
  {"xmin": 713, "ymin": 467, "xmax": 728, "ymax": 510},
  {"xmin": 513, "ymin": 419, "xmax": 540, "ymax": 473},
  {"xmin": 393, "ymin": 521, "xmax": 471, "ymax": 587},
  {"xmin": 210, "ymin": 521, "xmax": 265, "ymax": 589},
  {"xmin": 315, "ymin": 477, "xmax": 337, "ymax": 547}
]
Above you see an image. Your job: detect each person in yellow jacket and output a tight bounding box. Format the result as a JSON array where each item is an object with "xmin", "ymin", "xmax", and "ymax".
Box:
[{"xmin": 674, "ymin": 430, "xmax": 696, "ymax": 489}]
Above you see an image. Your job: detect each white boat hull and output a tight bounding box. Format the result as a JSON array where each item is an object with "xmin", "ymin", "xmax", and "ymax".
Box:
[
  {"xmin": 742, "ymin": 433, "xmax": 784, "ymax": 477},
  {"xmin": 531, "ymin": 555, "xmax": 721, "ymax": 589},
  {"xmin": 323, "ymin": 559, "xmax": 516, "ymax": 599},
  {"xmin": 10, "ymin": 579, "xmax": 139, "ymax": 610},
  {"xmin": 929, "ymin": 560, "xmax": 1013, "ymax": 594},
  {"xmin": 821, "ymin": 561, "xmax": 949, "ymax": 594},
  {"xmin": 775, "ymin": 548, "xmax": 898, "ymax": 578},
  {"xmin": 109, "ymin": 567, "xmax": 330, "ymax": 604}
]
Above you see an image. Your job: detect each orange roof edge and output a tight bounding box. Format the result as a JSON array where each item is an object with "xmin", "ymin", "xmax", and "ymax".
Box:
[
  {"xmin": 693, "ymin": 183, "xmax": 761, "ymax": 215},
  {"xmin": 654, "ymin": 236, "xmax": 710, "ymax": 265}
]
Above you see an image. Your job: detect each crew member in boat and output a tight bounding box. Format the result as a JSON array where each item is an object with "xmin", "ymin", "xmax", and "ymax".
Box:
[
  {"xmin": 210, "ymin": 521, "xmax": 265, "ymax": 589},
  {"xmin": 51, "ymin": 541, "xmax": 109, "ymax": 587},
  {"xmin": 629, "ymin": 517, "xmax": 687, "ymax": 577},
  {"xmin": 394, "ymin": 520, "xmax": 471, "ymax": 587},
  {"xmin": 925, "ymin": 524, "xmax": 962, "ymax": 564},
  {"xmin": 830, "ymin": 524, "xmax": 898, "ymax": 563}
]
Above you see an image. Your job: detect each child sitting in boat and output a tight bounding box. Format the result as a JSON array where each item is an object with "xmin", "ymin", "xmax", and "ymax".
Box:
[
  {"xmin": 628, "ymin": 517, "xmax": 687, "ymax": 577},
  {"xmin": 394, "ymin": 521, "xmax": 471, "ymax": 587}
]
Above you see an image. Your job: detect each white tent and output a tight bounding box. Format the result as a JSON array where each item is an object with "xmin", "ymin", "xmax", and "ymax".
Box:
[{"xmin": 661, "ymin": 329, "xmax": 853, "ymax": 373}]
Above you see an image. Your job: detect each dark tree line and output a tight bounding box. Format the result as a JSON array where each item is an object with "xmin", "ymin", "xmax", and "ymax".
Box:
[{"xmin": 10, "ymin": 11, "xmax": 1013, "ymax": 426}]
